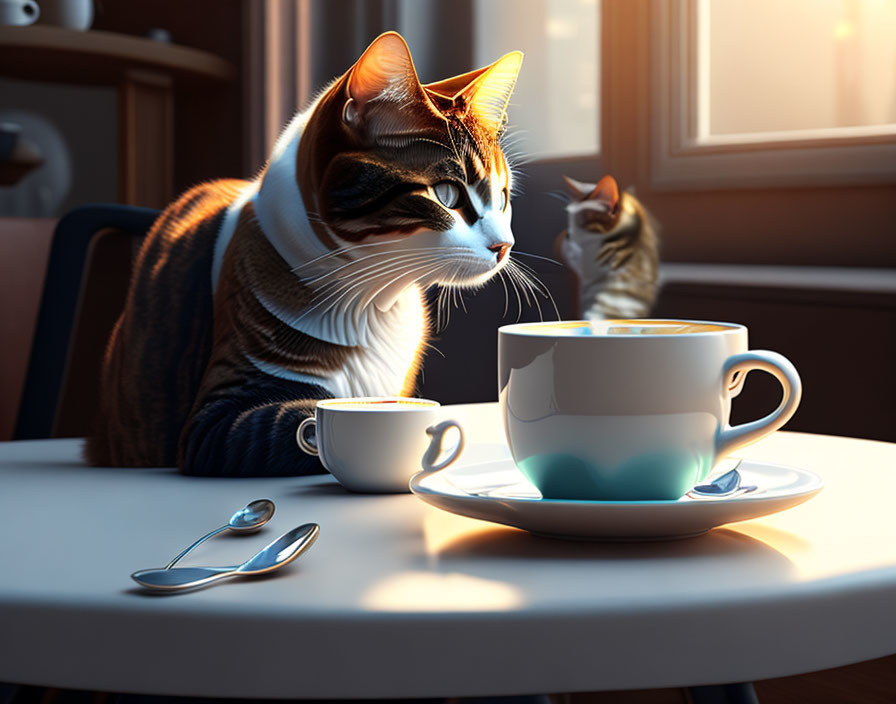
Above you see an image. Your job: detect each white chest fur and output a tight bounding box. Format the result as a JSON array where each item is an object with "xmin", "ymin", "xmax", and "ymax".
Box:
[
  {"xmin": 246, "ymin": 285, "xmax": 425, "ymax": 398},
  {"xmin": 321, "ymin": 286, "xmax": 425, "ymax": 398}
]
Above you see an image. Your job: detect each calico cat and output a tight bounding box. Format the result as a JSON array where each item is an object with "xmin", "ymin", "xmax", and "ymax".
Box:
[
  {"xmin": 86, "ymin": 32, "xmax": 523, "ymax": 477},
  {"xmin": 554, "ymin": 174, "xmax": 659, "ymax": 320}
]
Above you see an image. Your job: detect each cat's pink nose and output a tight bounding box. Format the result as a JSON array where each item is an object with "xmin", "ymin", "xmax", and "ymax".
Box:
[{"xmin": 489, "ymin": 243, "xmax": 511, "ymax": 261}]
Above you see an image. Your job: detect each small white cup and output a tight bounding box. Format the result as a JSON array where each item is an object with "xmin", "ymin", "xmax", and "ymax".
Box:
[
  {"xmin": 0, "ymin": 0, "xmax": 40, "ymax": 26},
  {"xmin": 296, "ymin": 397, "xmax": 464, "ymax": 493}
]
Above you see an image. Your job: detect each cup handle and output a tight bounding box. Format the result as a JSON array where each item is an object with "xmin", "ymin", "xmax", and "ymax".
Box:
[
  {"xmin": 715, "ymin": 350, "xmax": 802, "ymax": 459},
  {"xmin": 296, "ymin": 417, "xmax": 319, "ymax": 456},
  {"xmin": 26, "ymin": 1, "xmax": 40, "ymax": 22},
  {"xmin": 421, "ymin": 420, "xmax": 465, "ymax": 473}
]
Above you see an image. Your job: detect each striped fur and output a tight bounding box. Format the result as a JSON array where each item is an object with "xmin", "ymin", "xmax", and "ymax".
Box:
[
  {"xmin": 86, "ymin": 32, "xmax": 523, "ymax": 476},
  {"xmin": 555, "ymin": 175, "xmax": 660, "ymax": 321}
]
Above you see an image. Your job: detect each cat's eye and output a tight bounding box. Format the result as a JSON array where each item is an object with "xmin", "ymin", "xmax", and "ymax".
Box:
[
  {"xmin": 433, "ymin": 182, "xmax": 461, "ymax": 209},
  {"xmin": 500, "ymin": 188, "xmax": 509, "ymax": 212}
]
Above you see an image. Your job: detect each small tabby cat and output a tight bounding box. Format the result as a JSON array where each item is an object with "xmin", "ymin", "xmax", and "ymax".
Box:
[
  {"xmin": 86, "ymin": 32, "xmax": 523, "ymax": 477},
  {"xmin": 554, "ymin": 174, "xmax": 659, "ymax": 320}
]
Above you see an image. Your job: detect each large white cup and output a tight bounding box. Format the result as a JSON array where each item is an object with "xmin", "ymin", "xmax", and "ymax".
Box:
[
  {"xmin": 296, "ymin": 397, "xmax": 464, "ymax": 493},
  {"xmin": 498, "ymin": 319, "xmax": 802, "ymax": 501}
]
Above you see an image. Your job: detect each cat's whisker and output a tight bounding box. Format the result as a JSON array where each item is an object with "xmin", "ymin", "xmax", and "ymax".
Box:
[
  {"xmin": 512, "ymin": 250, "xmax": 563, "ymax": 266},
  {"xmin": 308, "ymin": 260, "xmax": 427, "ymax": 306},
  {"xmin": 338, "ymin": 256, "xmax": 451, "ymax": 317},
  {"xmin": 543, "ymin": 190, "xmax": 573, "ymax": 205},
  {"xmin": 497, "ymin": 267, "xmax": 510, "ymax": 318},
  {"xmin": 507, "ymin": 258, "xmax": 561, "ymax": 322},
  {"xmin": 364, "ymin": 259, "xmax": 451, "ymax": 308},
  {"xmin": 457, "ymin": 277, "xmax": 468, "ymax": 313},
  {"xmin": 517, "ymin": 270, "xmax": 543, "ymax": 321},
  {"xmin": 290, "ymin": 238, "xmax": 412, "ymax": 273},
  {"xmin": 299, "ymin": 256, "xmax": 440, "ymax": 321},
  {"xmin": 509, "ymin": 257, "xmax": 541, "ymax": 280},
  {"xmin": 294, "ymin": 242, "xmax": 468, "ymax": 279},
  {"xmin": 297, "ymin": 247, "xmax": 413, "ymax": 282},
  {"xmin": 443, "ymin": 260, "xmax": 468, "ymax": 327},
  {"xmin": 499, "ymin": 261, "xmax": 523, "ymax": 322},
  {"xmin": 312, "ymin": 247, "xmax": 467, "ymax": 291},
  {"xmin": 436, "ymin": 286, "xmax": 448, "ymax": 331},
  {"xmin": 509, "ymin": 269, "xmax": 523, "ymax": 322},
  {"xmin": 336, "ymin": 255, "xmax": 447, "ymax": 302},
  {"xmin": 288, "ymin": 241, "xmax": 382, "ymax": 272},
  {"xmin": 506, "ymin": 261, "xmax": 539, "ymax": 319},
  {"xmin": 420, "ymin": 338, "xmax": 446, "ymax": 359},
  {"xmin": 506, "ymin": 262, "xmax": 533, "ymax": 308},
  {"xmin": 302, "ymin": 249, "xmax": 446, "ymax": 286}
]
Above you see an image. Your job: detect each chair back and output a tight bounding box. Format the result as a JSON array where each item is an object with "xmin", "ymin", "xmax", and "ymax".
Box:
[{"xmin": 14, "ymin": 204, "xmax": 160, "ymax": 439}]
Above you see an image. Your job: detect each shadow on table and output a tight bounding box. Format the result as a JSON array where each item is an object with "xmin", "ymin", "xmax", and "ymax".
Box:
[
  {"xmin": 284, "ymin": 477, "xmax": 355, "ymax": 497},
  {"xmin": 426, "ymin": 523, "xmax": 794, "ymax": 565}
]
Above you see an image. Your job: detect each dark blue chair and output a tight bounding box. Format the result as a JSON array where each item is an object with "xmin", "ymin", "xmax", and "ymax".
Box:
[{"xmin": 13, "ymin": 204, "xmax": 160, "ymax": 440}]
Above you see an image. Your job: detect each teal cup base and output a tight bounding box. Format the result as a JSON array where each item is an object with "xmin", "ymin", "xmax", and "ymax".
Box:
[{"xmin": 516, "ymin": 451, "xmax": 713, "ymax": 501}]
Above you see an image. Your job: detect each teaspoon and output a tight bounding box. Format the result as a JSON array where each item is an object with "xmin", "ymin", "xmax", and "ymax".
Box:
[
  {"xmin": 165, "ymin": 499, "xmax": 276, "ymax": 569},
  {"xmin": 133, "ymin": 523, "xmax": 320, "ymax": 592},
  {"xmin": 689, "ymin": 467, "xmax": 757, "ymax": 498}
]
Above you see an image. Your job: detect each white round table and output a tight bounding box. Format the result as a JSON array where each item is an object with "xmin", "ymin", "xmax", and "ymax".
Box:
[{"xmin": 1, "ymin": 402, "xmax": 895, "ymax": 699}]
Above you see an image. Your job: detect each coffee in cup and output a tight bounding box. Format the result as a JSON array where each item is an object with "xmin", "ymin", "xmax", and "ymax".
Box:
[
  {"xmin": 296, "ymin": 397, "xmax": 464, "ymax": 493},
  {"xmin": 498, "ymin": 319, "xmax": 801, "ymax": 501}
]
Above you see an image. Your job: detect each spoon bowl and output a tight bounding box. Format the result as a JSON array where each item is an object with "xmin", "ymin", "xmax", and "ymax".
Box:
[
  {"xmin": 238, "ymin": 523, "xmax": 320, "ymax": 574},
  {"xmin": 164, "ymin": 499, "xmax": 276, "ymax": 569},
  {"xmin": 133, "ymin": 523, "xmax": 320, "ymax": 591},
  {"xmin": 228, "ymin": 499, "xmax": 276, "ymax": 532},
  {"xmin": 689, "ymin": 466, "xmax": 758, "ymax": 498}
]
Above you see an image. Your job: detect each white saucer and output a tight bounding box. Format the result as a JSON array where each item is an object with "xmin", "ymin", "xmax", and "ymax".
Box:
[{"xmin": 409, "ymin": 457, "xmax": 823, "ymax": 541}]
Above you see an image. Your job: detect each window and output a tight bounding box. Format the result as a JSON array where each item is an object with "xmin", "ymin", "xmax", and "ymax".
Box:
[
  {"xmin": 699, "ymin": 0, "xmax": 896, "ymax": 141},
  {"xmin": 649, "ymin": 0, "xmax": 896, "ymax": 188}
]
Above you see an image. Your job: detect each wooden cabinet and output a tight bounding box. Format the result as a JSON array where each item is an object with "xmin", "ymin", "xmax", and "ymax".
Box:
[{"xmin": 0, "ymin": 25, "xmax": 235, "ymax": 208}]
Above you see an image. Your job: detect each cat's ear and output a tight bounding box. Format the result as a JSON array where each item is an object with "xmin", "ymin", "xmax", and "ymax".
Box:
[
  {"xmin": 587, "ymin": 175, "xmax": 620, "ymax": 212},
  {"xmin": 425, "ymin": 52, "xmax": 523, "ymax": 136},
  {"xmin": 344, "ymin": 32, "xmax": 433, "ymax": 130},
  {"xmin": 424, "ymin": 66, "xmax": 492, "ymax": 103},
  {"xmin": 563, "ymin": 175, "xmax": 597, "ymax": 201}
]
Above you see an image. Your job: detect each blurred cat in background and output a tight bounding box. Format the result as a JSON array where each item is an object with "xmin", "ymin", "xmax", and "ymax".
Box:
[
  {"xmin": 554, "ymin": 174, "xmax": 659, "ymax": 320},
  {"xmin": 86, "ymin": 32, "xmax": 524, "ymax": 477}
]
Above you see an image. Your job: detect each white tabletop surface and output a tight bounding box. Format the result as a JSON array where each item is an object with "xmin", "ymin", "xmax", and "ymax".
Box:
[{"xmin": 1, "ymin": 402, "xmax": 896, "ymax": 699}]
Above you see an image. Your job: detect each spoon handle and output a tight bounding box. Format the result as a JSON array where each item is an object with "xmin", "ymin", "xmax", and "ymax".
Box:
[
  {"xmin": 164, "ymin": 525, "xmax": 228, "ymax": 569},
  {"xmin": 132, "ymin": 565, "xmax": 237, "ymax": 591}
]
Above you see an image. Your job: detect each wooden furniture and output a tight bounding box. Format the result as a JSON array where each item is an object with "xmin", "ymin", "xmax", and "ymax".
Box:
[
  {"xmin": 13, "ymin": 205, "xmax": 159, "ymax": 441},
  {"xmin": 2, "ymin": 403, "xmax": 896, "ymax": 699},
  {"xmin": 0, "ymin": 25, "xmax": 235, "ymax": 208}
]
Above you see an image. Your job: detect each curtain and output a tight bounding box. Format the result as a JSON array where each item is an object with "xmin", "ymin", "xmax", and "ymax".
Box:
[{"xmin": 245, "ymin": 0, "xmax": 474, "ymax": 169}]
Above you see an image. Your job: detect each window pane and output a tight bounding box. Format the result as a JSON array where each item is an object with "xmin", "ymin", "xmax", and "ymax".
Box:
[
  {"xmin": 474, "ymin": 0, "xmax": 600, "ymax": 159},
  {"xmin": 701, "ymin": 0, "xmax": 896, "ymax": 136}
]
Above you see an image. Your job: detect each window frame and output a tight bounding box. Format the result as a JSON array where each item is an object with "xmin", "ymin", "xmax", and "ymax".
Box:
[{"xmin": 647, "ymin": 0, "xmax": 896, "ymax": 190}]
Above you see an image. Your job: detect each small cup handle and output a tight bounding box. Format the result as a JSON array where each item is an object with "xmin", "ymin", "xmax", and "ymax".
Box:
[
  {"xmin": 716, "ymin": 350, "xmax": 802, "ymax": 459},
  {"xmin": 296, "ymin": 417, "xmax": 319, "ymax": 456},
  {"xmin": 421, "ymin": 420, "xmax": 465, "ymax": 473}
]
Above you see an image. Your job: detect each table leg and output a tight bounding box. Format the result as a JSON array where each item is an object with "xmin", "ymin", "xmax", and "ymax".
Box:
[{"xmin": 687, "ymin": 682, "xmax": 759, "ymax": 704}]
